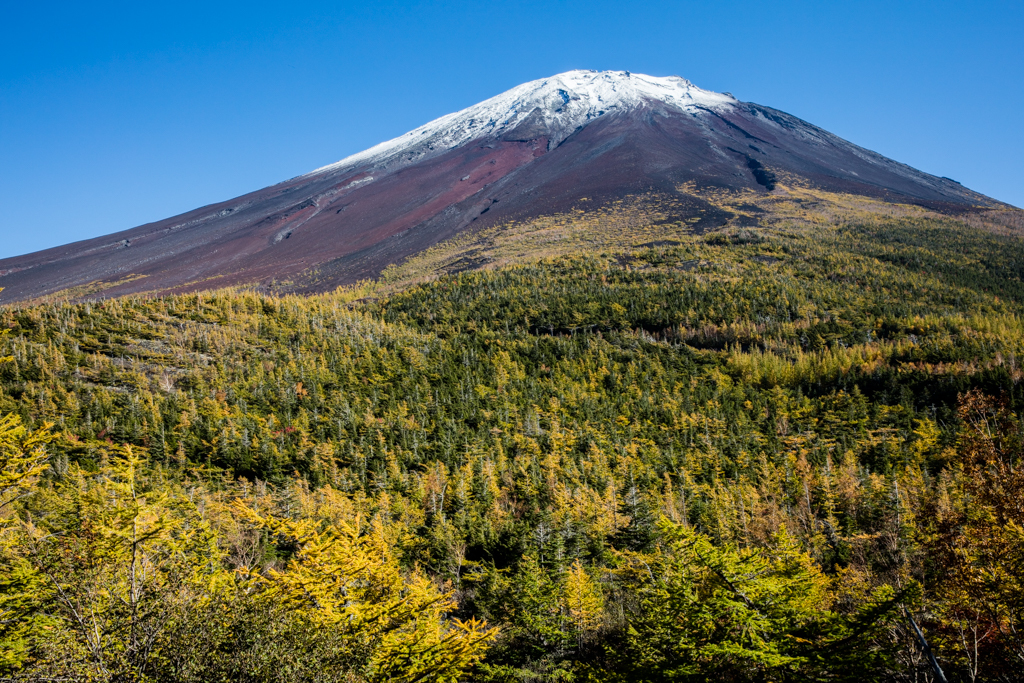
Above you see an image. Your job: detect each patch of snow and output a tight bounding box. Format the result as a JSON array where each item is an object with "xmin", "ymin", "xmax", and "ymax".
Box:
[
  {"xmin": 341, "ymin": 176, "xmax": 374, "ymax": 190},
  {"xmin": 307, "ymin": 70, "xmax": 737, "ymax": 177}
]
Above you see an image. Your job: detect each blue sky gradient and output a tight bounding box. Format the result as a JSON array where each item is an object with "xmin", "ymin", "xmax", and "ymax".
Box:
[{"xmin": 1, "ymin": 0, "xmax": 1021, "ymax": 258}]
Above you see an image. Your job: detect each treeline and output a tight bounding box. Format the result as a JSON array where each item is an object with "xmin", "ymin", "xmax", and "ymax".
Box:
[{"xmin": 1, "ymin": 214, "xmax": 1023, "ymax": 681}]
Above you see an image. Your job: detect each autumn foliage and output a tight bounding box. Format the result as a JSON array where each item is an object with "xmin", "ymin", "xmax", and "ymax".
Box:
[{"xmin": 1, "ymin": 207, "xmax": 1023, "ymax": 680}]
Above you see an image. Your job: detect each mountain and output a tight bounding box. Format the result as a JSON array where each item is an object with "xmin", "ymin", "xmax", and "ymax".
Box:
[
  {"xmin": 0, "ymin": 70, "xmax": 1005, "ymax": 303},
  {"xmin": 5, "ymin": 72, "xmax": 1024, "ymax": 682}
]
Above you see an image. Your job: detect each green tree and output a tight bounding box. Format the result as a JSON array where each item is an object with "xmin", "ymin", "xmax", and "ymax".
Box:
[{"xmin": 612, "ymin": 521, "xmax": 900, "ymax": 682}]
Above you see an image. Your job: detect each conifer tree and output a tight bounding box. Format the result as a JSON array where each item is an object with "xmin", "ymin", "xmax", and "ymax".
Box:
[
  {"xmin": 562, "ymin": 559, "xmax": 603, "ymax": 650},
  {"xmin": 0, "ymin": 413, "xmax": 54, "ymax": 673}
]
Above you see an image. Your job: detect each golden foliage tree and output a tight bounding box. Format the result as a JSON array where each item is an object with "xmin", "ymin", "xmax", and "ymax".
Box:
[
  {"xmin": 562, "ymin": 559, "xmax": 604, "ymax": 649},
  {"xmin": 235, "ymin": 504, "xmax": 498, "ymax": 683}
]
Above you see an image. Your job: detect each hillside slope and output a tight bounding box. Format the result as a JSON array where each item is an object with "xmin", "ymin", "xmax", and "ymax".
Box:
[
  {"xmin": 1, "ymin": 200, "xmax": 1023, "ymax": 680},
  {"xmin": 0, "ymin": 70, "xmax": 1004, "ymax": 303}
]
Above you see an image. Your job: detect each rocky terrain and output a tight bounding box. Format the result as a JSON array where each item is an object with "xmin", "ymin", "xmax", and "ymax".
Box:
[{"xmin": 0, "ymin": 70, "xmax": 1004, "ymax": 303}]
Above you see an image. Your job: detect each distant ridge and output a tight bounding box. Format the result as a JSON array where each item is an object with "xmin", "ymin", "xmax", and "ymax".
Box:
[{"xmin": 0, "ymin": 70, "xmax": 1006, "ymax": 303}]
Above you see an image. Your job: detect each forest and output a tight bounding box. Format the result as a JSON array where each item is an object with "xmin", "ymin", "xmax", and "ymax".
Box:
[{"xmin": 1, "ymin": 201, "xmax": 1023, "ymax": 681}]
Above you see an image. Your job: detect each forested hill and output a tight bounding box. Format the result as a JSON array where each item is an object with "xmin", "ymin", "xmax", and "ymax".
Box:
[{"xmin": 1, "ymin": 197, "xmax": 1024, "ymax": 681}]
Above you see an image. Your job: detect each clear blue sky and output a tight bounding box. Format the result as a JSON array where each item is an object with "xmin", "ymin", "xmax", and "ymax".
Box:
[{"xmin": 2, "ymin": 0, "xmax": 1021, "ymax": 259}]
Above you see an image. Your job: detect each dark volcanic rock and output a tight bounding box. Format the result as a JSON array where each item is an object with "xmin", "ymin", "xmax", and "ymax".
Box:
[{"xmin": 0, "ymin": 70, "xmax": 1004, "ymax": 303}]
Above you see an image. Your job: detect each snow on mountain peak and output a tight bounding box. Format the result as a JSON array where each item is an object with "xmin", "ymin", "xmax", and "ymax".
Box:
[{"xmin": 311, "ymin": 70, "xmax": 736, "ymax": 176}]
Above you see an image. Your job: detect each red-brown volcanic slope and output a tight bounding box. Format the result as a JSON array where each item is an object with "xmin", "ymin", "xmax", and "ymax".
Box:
[{"xmin": 0, "ymin": 76, "xmax": 1002, "ymax": 304}]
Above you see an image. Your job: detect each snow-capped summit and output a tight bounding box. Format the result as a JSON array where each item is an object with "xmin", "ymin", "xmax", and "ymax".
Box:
[
  {"xmin": 312, "ymin": 70, "xmax": 737, "ymax": 175},
  {"xmin": 0, "ymin": 70, "xmax": 998, "ymax": 303}
]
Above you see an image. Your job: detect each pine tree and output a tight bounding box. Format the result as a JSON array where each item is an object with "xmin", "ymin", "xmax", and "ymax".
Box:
[{"xmin": 612, "ymin": 475, "xmax": 655, "ymax": 552}]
